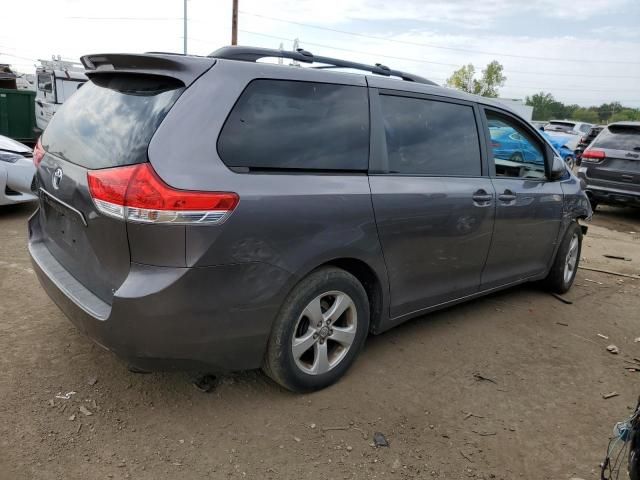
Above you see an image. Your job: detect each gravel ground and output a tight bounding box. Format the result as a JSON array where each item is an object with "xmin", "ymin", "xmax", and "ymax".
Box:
[{"xmin": 1, "ymin": 202, "xmax": 639, "ymax": 480}]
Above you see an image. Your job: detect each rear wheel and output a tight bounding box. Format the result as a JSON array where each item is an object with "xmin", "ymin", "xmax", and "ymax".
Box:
[
  {"xmin": 543, "ymin": 222, "xmax": 582, "ymax": 294},
  {"xmin": 263, "ymin": 267, "xmax": 369, "ymax": 392}
]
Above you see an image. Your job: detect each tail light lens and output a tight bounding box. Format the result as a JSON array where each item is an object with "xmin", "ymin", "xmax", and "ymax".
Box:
[
  {"xmin": 87, "ymin": 163, "xmax": 239, "ymax": 225},
  {"xmin": 33, "ymin": 138, "xmax": 45, "ymax": 168},
  {"xmin": 581, "ymin": 149, "xmax": 606, "ymax": 163},
  {"xmin": 491, "ymin": 141, "xmax": 501, "ymax": 148}
]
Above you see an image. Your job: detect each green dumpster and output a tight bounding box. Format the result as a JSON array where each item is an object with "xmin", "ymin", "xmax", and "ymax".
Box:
[{"xmin": 0, "ymin": 88, "xmax": 37, "ymax": 144}]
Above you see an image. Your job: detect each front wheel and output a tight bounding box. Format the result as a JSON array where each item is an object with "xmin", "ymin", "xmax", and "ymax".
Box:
[
  {"xmin": 543, "ymin": 222, "xmax": 583, "ymax": 294},
  {"xmin": 263, "ymin": 267, "xmax": 369, "ymax": 392},
  {"xmin": 565, "ymin": 155, "xmax": 575, "ymax": 170}
]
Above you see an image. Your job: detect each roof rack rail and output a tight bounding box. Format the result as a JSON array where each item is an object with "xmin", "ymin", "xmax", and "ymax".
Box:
[{"xmin": 209, "ymin": 46, "xmax": 437, "ymax": 86}]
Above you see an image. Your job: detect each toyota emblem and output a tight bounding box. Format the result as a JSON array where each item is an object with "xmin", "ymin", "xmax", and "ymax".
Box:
[{"xmin": 52, "ymin": 167, "xmax": 63, "ymax": 190}]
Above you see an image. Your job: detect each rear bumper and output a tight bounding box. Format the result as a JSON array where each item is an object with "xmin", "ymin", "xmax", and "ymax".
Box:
[
  {"xmin": 29, "ymin": 214, "xmax": 293, "ymax": 372},
  {"xmin": 582, "ymin": 184, "xmax": 640, "ymax": 206}
]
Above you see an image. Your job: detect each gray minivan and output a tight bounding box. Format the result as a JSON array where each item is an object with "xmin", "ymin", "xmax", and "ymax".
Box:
[{"xmin": 28, "ymin": 46, "xmax": 591, "ymax": 392}]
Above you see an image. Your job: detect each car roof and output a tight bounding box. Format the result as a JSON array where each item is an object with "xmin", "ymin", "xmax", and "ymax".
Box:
[{"xmin": 608, "ymin": 121, "xmax": 640, "ymax": 127}]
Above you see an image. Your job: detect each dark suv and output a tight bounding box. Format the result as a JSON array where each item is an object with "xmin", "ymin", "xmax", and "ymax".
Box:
[
  {"xmin": 28, "ymin": 46, "xmax": 591, "ymax": 392},
  {"xmin": 578, "ymin": 122, "xmax": 640, "ymax": 210},
  {"xmin": 575, "ymin": 125, "xmax": 603, "ymax": 165}
]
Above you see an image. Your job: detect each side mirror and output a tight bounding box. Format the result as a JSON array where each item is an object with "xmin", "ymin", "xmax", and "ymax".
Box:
[{"xmin": 550, "ymin": 156, "xmax": 566, "ymax": 181}]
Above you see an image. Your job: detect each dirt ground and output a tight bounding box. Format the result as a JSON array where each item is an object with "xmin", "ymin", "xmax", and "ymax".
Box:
[{"xmin": 1, "ymin": 203, "xmax": 639, "ymax": 480}]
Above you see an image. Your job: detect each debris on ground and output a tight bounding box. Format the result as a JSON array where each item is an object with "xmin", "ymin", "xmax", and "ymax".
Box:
[
  {"xmin": 473, "ymin": 372, "xmax": 497, "ymax": 384},
  {"xmin": 471, "ymin": 430, "xmax": 497, "ymax": 436},
  {"xmin": 373, "ymin": 432, "xmax": 389, "ymax": 448},
  {"xmin": 607, "ymin": 345, "xmax": 620, "ymax": 354},
  {"xmin": 584, "ymin": 278, "xmax": 604, "ymax": 285},
  {"xmin": 68, "ymin": 414, "xmax": 76, "ymax": 421},
  {"xmin": 463, "ymin": 412, "xmax": 485, "ymax": 420},
  {"xmin": 581, "ymin": 267, "xmax": 640, "ymax": 280},
  {"xmin": 603, "ymin": 392, "xmax": 619, "ymax": 400},
  {"xmin": 597, "ymin": 334, "xmax": 609, "ymax": 340},
  {"xmin": 556, "ymin": 321, "xmax": 569, "ymax": 327},
  {"xmin": 192, "ymin": 374, "xmax": 217, "ymax": 393},
  {"xmin": 460, "ymin": 450, "xmax": 474, "ymax": 462},
  {"xmin": 79, "ymin": 405, "xmax": 93, "ymax": 416},
  {"xmin": 55, "ymin": 391, "xmax": 76, "ymax": 400},
  {"xmin": 603, "ymin": 254, "xmax": 632, "ymax": 261},
  {"xmin": 634, "ymin": 337, "xmax": 640, "ymax": 343},
  {"xmin": 87, "ymin": 375, "xmax": 98, "ymax": 386},
  {"xmin": 550, "ymin": 293, "xmax": 573, "ymax": 304}
]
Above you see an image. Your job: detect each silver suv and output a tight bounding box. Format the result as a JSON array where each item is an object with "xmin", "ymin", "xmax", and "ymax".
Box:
[{"xmin": 28, "ymin": 46, "xmax": 591, "ymax": 392}]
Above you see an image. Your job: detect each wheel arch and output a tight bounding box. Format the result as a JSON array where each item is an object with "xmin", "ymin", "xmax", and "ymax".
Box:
[{"xmin": 285, "ymin": 257, "xmax": 389, "ymax": 335}]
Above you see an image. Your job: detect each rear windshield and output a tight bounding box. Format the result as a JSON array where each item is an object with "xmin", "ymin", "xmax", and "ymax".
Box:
[
  {"xmin": 42, "ymin": 74, "xmax": 184, "ymax": 169},
  {"xmin": 593, "ymin": 125, "xmax": 640, "ymax": 151},
  {"xmin": 544, "ymin": 121, "xmax": 575, "ymax": 132}
]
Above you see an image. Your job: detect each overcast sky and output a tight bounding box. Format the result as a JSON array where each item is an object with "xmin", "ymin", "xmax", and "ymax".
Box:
[{"xmin": 2, "ymin": 0, "xmax": 640, "ymax": 107}]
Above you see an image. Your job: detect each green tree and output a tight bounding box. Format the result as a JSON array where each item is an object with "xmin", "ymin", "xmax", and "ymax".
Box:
[
  {"xmin": 525, "ymin": 92, "xmax": 563, "ymax": 121},
  {"xmin": 572, "ymin": 108, "xmax": 599, "ymax": 123},
  {"xmin": 446, "ymin": 60, "xmax": 506, "ymax": 98}
]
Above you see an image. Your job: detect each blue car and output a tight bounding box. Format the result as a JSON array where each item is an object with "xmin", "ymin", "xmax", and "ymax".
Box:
[
  {"xmin": 489, "ymin": 126, "xmax": 576, "ymax": 169},
  {"xmin": 541, "ymin": 131, "xmax": 576, "ymax": 168},
  {"xmin": 489, "ymin": 127, "xmax": 544, "ymax": 165}
]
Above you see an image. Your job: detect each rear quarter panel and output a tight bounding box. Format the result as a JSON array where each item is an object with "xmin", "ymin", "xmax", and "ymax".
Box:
[{"xmin": 147, "ymin": 60, "xmax": 390, "ymax": 327}]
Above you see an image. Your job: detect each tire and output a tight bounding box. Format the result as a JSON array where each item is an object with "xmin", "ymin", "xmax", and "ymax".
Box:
[
  {"xmin": 543, "ymin": 222, "xmax": 582, "ymax": 294},
  {"xmin": 263, "ymin": 267, "xmax": 369, "ymax": 392},
  {"xmin": 589, "ymin": 198, "xmax": 598, "ymax": 212},
  {"xmin": 565, "ymin": 156, "xmax": 575, "ymax": 170}
]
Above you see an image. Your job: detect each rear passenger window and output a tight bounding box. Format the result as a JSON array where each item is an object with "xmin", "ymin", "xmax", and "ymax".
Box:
[
  {"xmin": 218, "ymin": 79, "xmax": 369, "ymax": 171},
  {"xmin": 379, "ymin": 95, "xmax": 481, "ymax": 176},
  {"xmin": 486, "ymin": 113, "xmax": 546, "ymax": 179}
]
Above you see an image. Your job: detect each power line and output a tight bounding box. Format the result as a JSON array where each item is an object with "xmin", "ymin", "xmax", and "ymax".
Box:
[
  {"xmin": 0, "ymin": 52, "xmax": 37, "ymax": 62},
  {"xmin": 68, "ymin": 16, "xmax": 181, "ymax": 21},
  {"xmin": 239, "ymin": 11, "xmax": 640, "ymax": 66},
  {"xmin": 238, "ymin": 30, "xmax": 461, "ymax": 68},
  {"xmin": 237, "ymin": 31, "xmax": 640, "ymax": 93}
]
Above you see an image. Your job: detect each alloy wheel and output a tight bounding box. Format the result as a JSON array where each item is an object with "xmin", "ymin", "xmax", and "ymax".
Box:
[
  {"xmin": 564, "ymin": 233, "xmax": 579, "ymax": 284},
  {"xmin": 291, "ymin": 291, "xmax": 358, "ymax": 375}
]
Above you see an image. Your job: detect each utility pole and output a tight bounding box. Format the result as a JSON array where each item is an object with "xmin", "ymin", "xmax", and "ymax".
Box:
[
  {"xmin": 183, "ymin": 0, "xmax": 188, "ymax": 54},
  {"xmin": 231, "ymin": 0, "xmax": 238, "ymax": 45}
]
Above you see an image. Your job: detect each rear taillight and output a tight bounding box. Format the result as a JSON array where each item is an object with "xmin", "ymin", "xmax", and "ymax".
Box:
[
  {"xmin": 581, "ymin": 149, "xmax": 606, "ymax": 162},
  {"xmin": 491, "ymin": 141, "xmax": 501, "ymax": 148},
  {"xmin": 33, "ymin": 138, "xmax": 45, "ymax": 168},
  {"xmin": 87, "ymin": 163, "xmax": 239, "ymax": 224}
]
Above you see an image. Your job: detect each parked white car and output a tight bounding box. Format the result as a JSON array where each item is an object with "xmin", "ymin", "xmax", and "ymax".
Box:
[
  {"xmin": 543, "ymin": 120, "xmax": 593, "ymax": 150},
  {"xmin": 0, "ymin": 135, "xmax": 36, "ymax": 205}
]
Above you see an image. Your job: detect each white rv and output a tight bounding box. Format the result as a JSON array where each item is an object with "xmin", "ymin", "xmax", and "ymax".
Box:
[{"xmin": 35, "ymin": 57, "xmax": 87, "ymax": 131}]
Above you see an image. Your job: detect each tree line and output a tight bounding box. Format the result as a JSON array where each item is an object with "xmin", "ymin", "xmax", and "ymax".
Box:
[
  {"xmin": 446, "ymin": 61, "xmax": 639, "ymax": 124},
  {"xmin": 524, "ymin": 93, "xmax": 640, "ymax": 124}
]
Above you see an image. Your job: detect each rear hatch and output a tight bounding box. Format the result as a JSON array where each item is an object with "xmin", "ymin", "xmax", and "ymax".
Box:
[
  {"xmin": 583, "ymin": 124, "xmax": 640, "ymax": 192},
  {"xmin": 34, "ymin": 54, "xmax": 215, "ymax": 304}
]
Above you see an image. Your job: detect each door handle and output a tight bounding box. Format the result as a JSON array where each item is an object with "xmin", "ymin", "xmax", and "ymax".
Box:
[
  {"xmin": 498, "ymin": 189, "xmax": 517, "ymax": 202},
  {"xmin": 472, "ymin": 189, "xmax": 493, "ymax": 206}
]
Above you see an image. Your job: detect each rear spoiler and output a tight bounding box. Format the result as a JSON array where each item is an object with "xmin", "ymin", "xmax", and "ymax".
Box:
[{"xmin": 80, "ymin": 53, "xmax": 216, "ymax": 87}]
